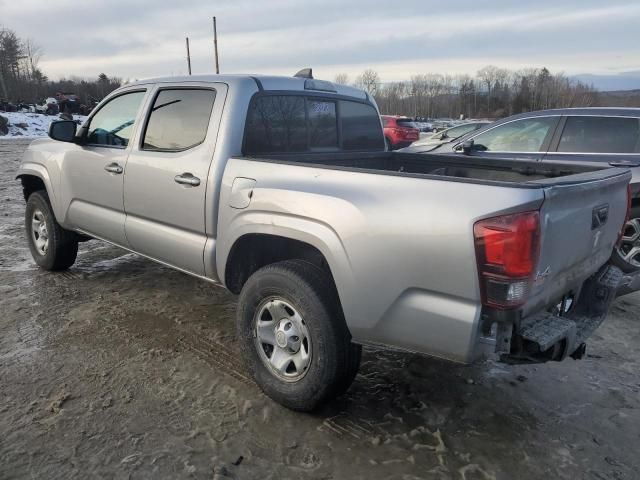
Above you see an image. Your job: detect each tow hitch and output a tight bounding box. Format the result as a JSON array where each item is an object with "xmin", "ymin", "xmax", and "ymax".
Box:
[{"xmin": 499, "ymin": 264, "xmax": 622, "ymax": 364}]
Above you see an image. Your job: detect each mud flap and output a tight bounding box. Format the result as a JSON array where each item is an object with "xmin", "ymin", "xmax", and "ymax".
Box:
[{"xmin": 500, "ymin": 264, "xmax": 623, "ymax": 364}]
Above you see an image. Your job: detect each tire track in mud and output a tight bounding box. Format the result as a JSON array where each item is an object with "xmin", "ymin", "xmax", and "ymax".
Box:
[{"xmin": 177, "ymin": 335, "xmax": 254, "ymax": 387}]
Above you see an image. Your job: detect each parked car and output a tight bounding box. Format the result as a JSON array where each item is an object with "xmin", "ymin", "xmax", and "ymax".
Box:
[
  {"xmin": 415, "ymin": 121, "xmax": 491, "ymax": 147},
  {"xmin": 414, "ymin": 121, "xmax": 434, "ymax": 133},
  {"xmin": 17, "ymin": 75, "xmax": 632, "ymax": 411},
  {"xmin": 402, "ymin": 108, "xmax": 640, "ymax": 275},
  {"xmin": 432, "ymin": 120, "xmax": 454, "ymax": 132},
  {"xmin": 381, "ymin": 115, "xmax": 420, "ymax": 149}
]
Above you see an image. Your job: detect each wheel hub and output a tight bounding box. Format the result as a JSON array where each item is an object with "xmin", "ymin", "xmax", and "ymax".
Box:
[
  {"xmin": 31, "ymin": 209, "xmax": 49, "ymax": 256},
  {"xmin": 617, "ymin": 217, "xmax": 640, "ymax": 268},
  {"xmin": 254, "ymin": 298, "xmax": 311, "ymax": 382},
  {"xmin": 275, "ymin": 319, "xmax": 301, "ymax": 353}
]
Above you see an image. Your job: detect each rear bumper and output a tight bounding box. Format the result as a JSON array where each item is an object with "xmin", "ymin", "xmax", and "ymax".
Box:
[
  {"xmin": 390, "ymin": 140, "xmax": 416, "ymax": 150},
  {"xmin": 497, "ymin": 264, "xmax": 622, "ymax": 364}
]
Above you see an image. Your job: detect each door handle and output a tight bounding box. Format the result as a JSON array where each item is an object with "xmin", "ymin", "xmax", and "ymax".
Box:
[
  {"xmin": 174, "ymin": 172, "xmax": 201, "ymax": 187},
  {"xmin": 104, "ymin": 163, "xmax": 123, "ymax": 174}
]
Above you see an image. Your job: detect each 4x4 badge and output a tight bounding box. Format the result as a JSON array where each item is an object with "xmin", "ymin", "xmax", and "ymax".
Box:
[{"xmin": 535, "ymin": 266, "xmax": 551, "ymax": 285}]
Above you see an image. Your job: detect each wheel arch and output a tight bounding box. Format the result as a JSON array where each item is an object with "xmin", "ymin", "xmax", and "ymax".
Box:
[
  {"xmin": 220, "ymin": 222, "xmax": 356, "ymax": 332},
  {"xmin": 16, "ymin": 164, "xmax": 60, "ymax": 216},
  {"xmin": 223, "ymin": 232, "xmax": 339, "ymax": 292}
]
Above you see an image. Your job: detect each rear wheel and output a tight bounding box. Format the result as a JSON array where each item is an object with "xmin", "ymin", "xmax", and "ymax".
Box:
[
  {"xmin": 612, "ymin": 207, "xmax": 640, "ymax": 273},
  {"xmin": 25, "ymin": 190, "xmax": 78, "ymax": 271},
  {"xmin": 237, "ymin": 259, "xmax": 361, "ymax": 411}
]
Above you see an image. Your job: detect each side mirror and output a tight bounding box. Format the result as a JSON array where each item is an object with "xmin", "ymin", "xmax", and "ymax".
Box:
[
  {"xmin": 462, "ymin": 139, "xmax": 474, "ymax": 155},
  {"xmin": 48, "ymin": 120, "xmax": 77, "ymax": 143}
]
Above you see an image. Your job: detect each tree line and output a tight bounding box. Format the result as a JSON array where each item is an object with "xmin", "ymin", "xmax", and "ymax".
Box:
[
  {"xmin": 0, "ymin": 26, "xmax": 121, "ymax": 106},
  {"xmin": 338, "ymin": 67, "xmax": 604, "ymax": 119}
]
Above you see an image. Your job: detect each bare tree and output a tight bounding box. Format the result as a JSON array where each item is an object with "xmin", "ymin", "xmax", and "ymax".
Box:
[
  {"xmin": 333, "ymin": 73, "xmax": 349, "ymax": 85},
  {"xmin": 371, "ymin": 65, "xmax": 603, "ymax": 118},
  {"xmin": 354, "ymin": 69, "xmax": 380, "ymax": 96}
]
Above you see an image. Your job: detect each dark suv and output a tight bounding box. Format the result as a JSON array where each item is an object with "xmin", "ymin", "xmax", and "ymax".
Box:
[{"xmin": 401, "ymin": 108, "xmax": 640, "ymax": 273}]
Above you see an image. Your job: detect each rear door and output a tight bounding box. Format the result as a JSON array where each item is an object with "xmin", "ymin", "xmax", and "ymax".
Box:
[
  {"xmin": 123, "ymin": 83, "xmax": 227, "ymax": 275},
  {"xmin": 452, "ymin": 115, "xmax": 560, "ymax": 161}
]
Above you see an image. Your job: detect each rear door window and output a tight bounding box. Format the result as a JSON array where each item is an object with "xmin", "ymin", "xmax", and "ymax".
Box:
[
  {"xmin": 471, "ymin": 117, "xmax": 558, "ymax": 152},
  {"xmin": 244, "ymin": 95, "xmax": 382, "ymax": 154},
  {"xmin": 557, "ymin": 116, "xmax": 640, "ymax": 153},
  {"xmin": 142, "ymin": 89, "xmax": 216, "ymax": 151}
]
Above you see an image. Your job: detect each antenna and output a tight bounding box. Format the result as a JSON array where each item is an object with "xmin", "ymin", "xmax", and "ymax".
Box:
[
  {"xmin": 213, "ymin": 17, "xmax": 220, "ymax": 74},
  {"xmin": 294, "ymin": 68, "xmax": 313, "ymax": 79},
  {"xmin": 185, "ymin": 37, "xmax": 192, "ymax": 75}
]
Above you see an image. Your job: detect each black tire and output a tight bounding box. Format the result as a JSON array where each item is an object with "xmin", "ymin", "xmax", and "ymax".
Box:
[
  {"xmin": 611, "ymin": 206, "xmax": 640, "ymax": 273},
  {"xmin": 25, "ymin": 190, "xmax": 78, "ymax": 271},
  {"xmin": 237, "ymin": 259, "xmax": 361, "ymax": 411}
]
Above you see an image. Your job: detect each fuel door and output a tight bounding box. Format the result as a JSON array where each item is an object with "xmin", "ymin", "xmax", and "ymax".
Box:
[{"xmin": 229, "ymin": 177, "xmax": 256, "ymax": 209}]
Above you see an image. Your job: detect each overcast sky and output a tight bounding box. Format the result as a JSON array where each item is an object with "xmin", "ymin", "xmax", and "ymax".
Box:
[{"xmin": 2, "ymin": 0, "xmax": 639, "ymax": 86}]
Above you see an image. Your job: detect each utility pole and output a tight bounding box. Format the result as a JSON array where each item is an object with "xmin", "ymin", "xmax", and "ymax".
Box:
[
  {"xmin": 212, "ymin": 17, "xmax": 220, "ymax": 74},
  {"xmin": 185, "ymin": 37, "xmax": 192, "ymax": 75}
]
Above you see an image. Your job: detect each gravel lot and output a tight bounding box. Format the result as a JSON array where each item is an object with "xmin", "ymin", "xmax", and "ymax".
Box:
[{"xmin": 1, "ymin": 139, "xmax": 639, "ymax": 480}]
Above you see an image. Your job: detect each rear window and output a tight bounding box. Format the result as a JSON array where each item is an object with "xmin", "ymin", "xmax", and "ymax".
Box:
[
  {"xmin": 308, "ymin": 100, "xmax": 338, "ymax": 150},
  {"xmin": 396, "ymin": 119, "xmax": 418, "ymax": 129},
  {"xmin": 341, "ymin": 101, "xmax": 384, "ymax": 150},
  {"xmin": 557, "ymin": 116, "xmax": 640, "ymax": 153},
  {"xmin": 244, "ymin": 95, "xmax": 383, "ymax": 154}
]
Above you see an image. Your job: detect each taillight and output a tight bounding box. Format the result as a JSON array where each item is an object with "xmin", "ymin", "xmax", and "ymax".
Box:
[{"xmin": 474, "ymin": 211, "xmax": 541, "ymax": 309}]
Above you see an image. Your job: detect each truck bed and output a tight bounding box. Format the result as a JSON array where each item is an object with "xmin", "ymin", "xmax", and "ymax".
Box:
[{"xmin": 243, "ymin": 151, "xmax": 614, "ymax": 187}]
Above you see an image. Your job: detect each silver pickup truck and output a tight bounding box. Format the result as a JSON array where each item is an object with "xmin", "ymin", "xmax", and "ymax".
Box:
[{"xmin": 17, "ymin": 72, "xmax": 632, "ymax": 411}]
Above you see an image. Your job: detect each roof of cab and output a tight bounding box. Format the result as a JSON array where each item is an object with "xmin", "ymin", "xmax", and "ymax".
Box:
[
  {"xmin": 505, "ymin": 107, "xmax": 640, "ymax": 119},
  {"xmin": 124, "ymin": 73, "xmax": 368, "ymax": 100}
]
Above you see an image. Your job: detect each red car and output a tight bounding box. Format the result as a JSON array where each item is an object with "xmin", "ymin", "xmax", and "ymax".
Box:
[{"xmin": 381, "ymin": 115, "xmax": 420, "ymax": 150}]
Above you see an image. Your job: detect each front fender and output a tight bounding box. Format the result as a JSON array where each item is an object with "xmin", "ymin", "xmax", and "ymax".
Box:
[{"xmin": 16, "ymin": 162, "xmax": 63, "ymax": 220}]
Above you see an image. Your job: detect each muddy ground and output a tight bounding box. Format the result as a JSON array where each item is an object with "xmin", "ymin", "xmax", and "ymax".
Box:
[{"xmin": 1, "ymin": 139, "xmax": 639, "ymax": 480}]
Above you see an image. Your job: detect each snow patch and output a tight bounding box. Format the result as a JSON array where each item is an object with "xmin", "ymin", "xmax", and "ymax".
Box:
[{"xmin": 0, "ymin": 112, "xmax": 87, "ymax": 139}]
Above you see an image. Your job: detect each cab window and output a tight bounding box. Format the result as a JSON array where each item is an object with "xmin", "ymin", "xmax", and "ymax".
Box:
[
  {"xmin": 470, "ymin": 117, "xmax": 557, "ymax": 152},
  {"xmin": 142, "ymin": 89, "xmax": 217, "ymax": 151},
  {"xmin": 86, "ymin": 91, "xmax": 146, "ymax": 147},
  {"xmin": 243, "ymin": 95, "xmax": 383, "ymax": 154},
  {"xmin": 557, "ymin": 116, "xmax": 640, "ymax": 153}
]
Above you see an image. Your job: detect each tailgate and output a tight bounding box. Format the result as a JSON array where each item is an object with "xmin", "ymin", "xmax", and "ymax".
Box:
[{"xmin": 522, "ymin": 168, "xmax": 631, "ymax": 317}]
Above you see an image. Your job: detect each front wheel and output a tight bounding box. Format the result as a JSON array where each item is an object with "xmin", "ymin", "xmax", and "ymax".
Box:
[
  {"xmin": 612, "ymin": 207, "xmax": 640, "ymax": 273},
  {"xmin": 237, "ymin": 259, "xmax": 361, "ymax": 411},
  {"xmin": 25, "ymin": 191, "xmax": 78, "ymax": 271}
]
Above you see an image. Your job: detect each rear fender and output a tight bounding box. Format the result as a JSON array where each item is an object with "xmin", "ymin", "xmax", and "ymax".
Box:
[{"xmin": 217, "ymin": 211, "xmax": 356, "ymax": 319}]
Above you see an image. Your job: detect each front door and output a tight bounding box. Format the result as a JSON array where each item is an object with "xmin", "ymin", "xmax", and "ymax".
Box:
[
  {"xmin": 123, "ymin": 84, "xmax": 224, "ymax": 275},
  {"xmin": 59, "ymin": 89, "xmax": 148, "ymax": 245}
]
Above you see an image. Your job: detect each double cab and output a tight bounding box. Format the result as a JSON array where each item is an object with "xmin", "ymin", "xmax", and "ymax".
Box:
[{"xmin": 17, "ymin": 73, "xmax": 632, "ymax": 411}]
